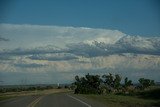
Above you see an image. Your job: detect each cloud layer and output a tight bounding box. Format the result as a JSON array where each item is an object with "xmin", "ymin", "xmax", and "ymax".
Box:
[
  {"xmin": 0, "ymin": 23, "xmax": 160, "ymax": 85},
  {"xmin": 0, "ymin": 23, "xmax": 125, "ymax": 49},
  {"xmin": 0, "ymin": 36, "xmax": 9, "ymax": 41}
]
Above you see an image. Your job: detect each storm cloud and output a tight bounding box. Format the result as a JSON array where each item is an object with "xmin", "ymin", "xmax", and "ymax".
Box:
[
  {"xmin": 0, "ymin": 24, "xmax": 160, "ymax": 85},
  {"xmin": 66, "ymin": 37, "xmax": 160, "ymax": 57}
]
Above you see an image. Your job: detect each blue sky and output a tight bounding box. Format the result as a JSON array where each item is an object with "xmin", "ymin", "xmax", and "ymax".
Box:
[{"xmin": 0, "ymin": 0, "xmax": 160, "ymax": 36}]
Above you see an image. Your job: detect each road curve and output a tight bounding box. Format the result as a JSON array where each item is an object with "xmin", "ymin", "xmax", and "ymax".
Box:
[{"xmin": 0, "ymin": 93, "xmax": 106, "ymax": 107}]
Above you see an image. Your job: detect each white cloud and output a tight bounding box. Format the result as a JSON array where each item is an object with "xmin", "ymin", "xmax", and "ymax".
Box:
[
  {"xmin": 0, "ymin": 23, "xmax": 126, "ymax": 49},
  {"xmin": 0, "ymin": 23, "xmax": 160, "ymax": 84}
]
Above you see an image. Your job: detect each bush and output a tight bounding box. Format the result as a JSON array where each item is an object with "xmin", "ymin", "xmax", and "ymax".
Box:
[{"xmin": 74, "ymin": 73, "xmax": 101, "ymax": 94}]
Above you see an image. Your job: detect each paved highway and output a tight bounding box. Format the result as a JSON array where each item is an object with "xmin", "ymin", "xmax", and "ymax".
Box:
[{"xmin": 0, "ymin": 93, "xmax": 106, "ymax": 107}]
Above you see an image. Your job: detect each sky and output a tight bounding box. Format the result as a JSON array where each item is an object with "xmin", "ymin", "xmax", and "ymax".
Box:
[
  {"xmin": 0, "ymin": 0, "xmax": 160, "ymax": 85},
  {"xmin": 0, "ymin": 0, "xmax": 160, "ymax": 36}
]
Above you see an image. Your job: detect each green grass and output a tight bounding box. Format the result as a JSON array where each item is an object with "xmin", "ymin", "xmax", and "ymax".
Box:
[
  {"xmin": 135, "ymin": 87, "xmax": 160, "ymax": 100},
  {"xmin": 79, "ymin": 93, "xmax": 160, "ymax": 107},
  {"xmin": 77, "ymin": 86, "xmax": 160, "ymax": 107}
]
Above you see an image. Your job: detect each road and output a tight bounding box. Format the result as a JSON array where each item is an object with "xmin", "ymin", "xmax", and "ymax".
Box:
[{"xmin": 0, "ymin": 93, "xmax": 106, "ymax": 107}]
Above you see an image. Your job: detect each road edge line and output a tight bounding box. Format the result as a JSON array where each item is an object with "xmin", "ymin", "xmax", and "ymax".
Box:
[{"xmin": 66, "ymin": 94, "xmax": 92, "ymax": 107}]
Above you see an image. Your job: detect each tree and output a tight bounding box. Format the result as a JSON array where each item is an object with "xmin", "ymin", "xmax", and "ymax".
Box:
[
  {"xmin": 124, "ymin": 77, "xmax": 133, "ymax": 88},
  {"xmin": 102, "ymin": 73, "xmax": 114, "ymax": 88},
  {"xmin": 114, "ymin": 74, "xmax": 122, "ymax": 90},
  {"xmin": 74, "ymin": 73, "xmax": 102, "ymax": 94},
  {"xmin": 102, "ymin": 73, "xmax": 122, "ymax": 92},
  {"xmin": 138, "ymin": 78, "xmax": 155, "ymax": 90},
  {"xmin": 123, "ymin": 77, "xmax": 133, "ymax": 93}
]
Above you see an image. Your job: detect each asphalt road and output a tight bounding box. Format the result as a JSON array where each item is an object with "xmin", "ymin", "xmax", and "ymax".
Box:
[{"xmin": 0, "ymin": 93, "xmax": 106, "ymax": 107}]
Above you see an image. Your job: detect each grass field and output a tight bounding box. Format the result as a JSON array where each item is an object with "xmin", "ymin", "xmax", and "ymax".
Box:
[
  {"xmin": 80, "ymin": 94, "xmax": 159, "ymax": 107},
  {"xmin": 79, "ymin": 87, "xmax": 160, "ymax": 107},
  {"xmin": 0, "ymin": 88, "xmax": 70, "ymax": 101}
]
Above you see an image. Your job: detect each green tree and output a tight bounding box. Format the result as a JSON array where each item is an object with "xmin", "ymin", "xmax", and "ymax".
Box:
[
  {"xmin": 102, "ymin": 73, "xmax": 114, "ymax": 88},
  {"xmin": 138, "ymin": 78, "xmax": 155, "ymax": 89},
  {"xmin": 114, "ymin": 74, "xmax": 122, "ymax": 89},
  {"xmin": 74, "ymin": 73, "xmax": 102, "ymax": 94},
  {"xmin": 124, "ymin": 77, "xmax": 133, "ymax": 88},
  {"xmin": 102, "ymin": 73, "xmax": 122, "ymax": 91}
]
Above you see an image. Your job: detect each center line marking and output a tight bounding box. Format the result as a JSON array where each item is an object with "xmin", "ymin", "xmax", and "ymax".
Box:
[
  {"xmin": 66, "ymin": 94, "xmax": 92, "ymax": 107},
  {"xmin": 27, "ymin": 96, "xmax": 43, "ymax": 107}
]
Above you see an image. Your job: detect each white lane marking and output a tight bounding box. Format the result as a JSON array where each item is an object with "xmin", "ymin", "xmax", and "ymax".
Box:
[{"xmin": 66, "ymin": 94, "xmax": 92, "ymax": 107}]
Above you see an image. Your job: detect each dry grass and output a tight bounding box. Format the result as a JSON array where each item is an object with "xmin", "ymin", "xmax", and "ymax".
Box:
[{"xmin": 0, "ymin": 88, "xmax": 71, "ymax": 101}]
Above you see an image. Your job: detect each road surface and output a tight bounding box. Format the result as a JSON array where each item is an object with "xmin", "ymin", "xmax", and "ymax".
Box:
[{"xmin": 0, "ymin": 93, "xmax": 106, "ymax": 107}]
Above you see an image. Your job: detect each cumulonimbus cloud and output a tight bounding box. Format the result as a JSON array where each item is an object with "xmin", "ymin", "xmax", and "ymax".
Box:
[
  {"xmin": 0, "ymin": 36, "xmax": 160, "ymax": 60},
  {"xmin": 66, "ymin": 36, "xmax": 160, "ymax": 57},
  {"xmin": 0, "ymin": 23, "xmax": 160, "ymax": 85}
]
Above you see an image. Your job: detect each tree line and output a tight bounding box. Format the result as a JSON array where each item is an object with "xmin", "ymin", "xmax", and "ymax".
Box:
[{"xmin": 73, "ymin": 73, "xmax": 155, "ymax": 94}]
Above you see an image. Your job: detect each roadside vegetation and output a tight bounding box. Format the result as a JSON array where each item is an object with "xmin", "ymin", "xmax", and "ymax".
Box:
[
  {"xmin": 0, "ymin": 73, "xmax": 159, "ymax": 107},
  {"xmin": 0, "ymin": 84, "xmax": 70, "ymax": 93},
  {"xmin": 73, "ymin": 73, "xmax": 160, "ymax": 107},
  {"xmin": 0, "ymin": 85, "xmax": 70, "ymax": 101}
]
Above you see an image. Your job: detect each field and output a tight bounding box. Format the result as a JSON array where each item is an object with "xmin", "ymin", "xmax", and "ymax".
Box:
[
  {"xmin": 0, "ymin": 88, "xmax": 70, "ymax": 101},
  {"xmin": 79, "ymin": 87, "xmax": 160, "ymax": 107}
]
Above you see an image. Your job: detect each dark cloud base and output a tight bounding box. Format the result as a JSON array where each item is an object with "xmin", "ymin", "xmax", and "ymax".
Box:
[
  {"xmin": 14, "ymin": 63, "xmax": 47, "ymax": 68},
  {"xmin": 0, "ymin": 36, "xmax": 9, "ymax": 41}
]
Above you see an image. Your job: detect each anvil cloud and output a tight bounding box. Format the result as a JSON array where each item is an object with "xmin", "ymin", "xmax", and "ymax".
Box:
[{"xmin": 0, "ymin": 24, "xmax": 160, "ymax": 85}]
